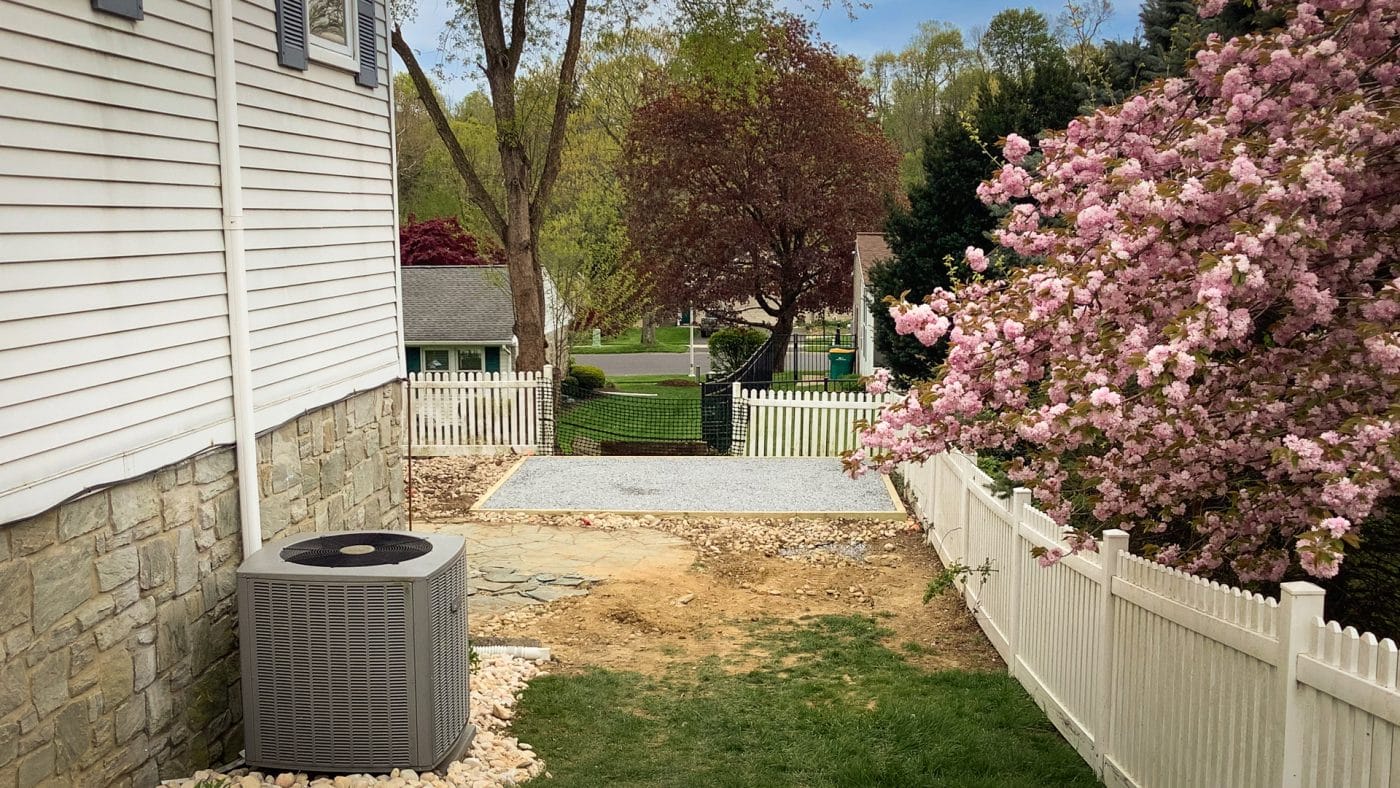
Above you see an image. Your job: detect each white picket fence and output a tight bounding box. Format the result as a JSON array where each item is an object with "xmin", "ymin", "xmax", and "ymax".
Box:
[
  {"xmin": 900, "ymin": 451, "xmax": 1400, "ymax": 788},
  {"xmin": 732, "ymin": 384, "xmax": 889, "ymax": 457},
  {"xmin": 404, "ymin": 368, "xmax": 552, "ymax": 456}
]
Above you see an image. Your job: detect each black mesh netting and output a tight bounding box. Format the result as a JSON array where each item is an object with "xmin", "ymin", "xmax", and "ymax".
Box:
[
  {"xmin": 557, "ymin": 385, "xmax": 709, "ymax": 455},
  {"xmin": 280, "ymin": 533, "xmax": 434, "ymax": 568}
]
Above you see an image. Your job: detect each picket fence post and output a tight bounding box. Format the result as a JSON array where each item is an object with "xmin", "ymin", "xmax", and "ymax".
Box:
[
  {"xmin": 1007, "ymin": 488, "xmax": 1032, "ymax": 674},
  {"xmin": 1277, "ymin": 581, "xmax": 1325, "ymax": 787},
  {"xmin": 1095, "ymin": 529, "xmax": 1130, "ymax": 775},
  {"xmin": 959, "ymin": 459, "xmax": 972, "ymax": 595},
  {"xmin": 730, "ymin": 382, "xmax": 744, "ymax": 455}
]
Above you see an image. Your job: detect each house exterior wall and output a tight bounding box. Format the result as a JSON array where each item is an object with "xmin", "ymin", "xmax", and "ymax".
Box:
[
  {"xmin": 852, "ymin": 259, "xmax": 875, "ymax": 376},
  {"xmin": 234, "ymin": 0, "xmax": 402, "ymax": 428},
  {"xmin": 405, "ymin": 343, "xmax": 513, "ymax": 375},
  {"xmin": 0, "ymin": 0, "xmax": 237, "ymax": 522},
  {"xmin": 0, "ymin": 0, "xmax": 403, "ymax": 523},
  {"xmin": 0, "ymin": 383, "xmax": 403, "ymax": 788},
  {"xmin": 0, "ymin": 2, "xmax": 406, "ymax": 783}
]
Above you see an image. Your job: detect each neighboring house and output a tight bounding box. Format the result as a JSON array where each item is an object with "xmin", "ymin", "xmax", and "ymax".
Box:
[
  {"xmin": 852, "ymin": 232, "xmax": 894, "ymax": 376},
  {"xmin": 0, "ymin": 1, "xmax": 404, "ymax": 784},
  {"xmin": 401, "ymin": 265, "xmax": 569, "ymax": 374}
]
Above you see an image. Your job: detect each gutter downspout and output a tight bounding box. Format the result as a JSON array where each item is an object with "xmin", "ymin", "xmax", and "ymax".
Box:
[{"xmin": 211, "ymin": 0, "xmax": 263, "ymax": 558}]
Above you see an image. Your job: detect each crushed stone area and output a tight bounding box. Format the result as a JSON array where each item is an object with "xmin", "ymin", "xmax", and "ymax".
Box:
[
  {"xmin": 162, "ymin": 655, "xmax": 547, "ymax": 788},
  {"xmin": 473, "ymin": 456, "xmax": 902, "ymax": 515}
]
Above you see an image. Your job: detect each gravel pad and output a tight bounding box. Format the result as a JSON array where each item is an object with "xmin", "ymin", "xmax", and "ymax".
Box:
[{"xmin": 477, "ymin": 457, "xmax": 902, "ymax": 515}]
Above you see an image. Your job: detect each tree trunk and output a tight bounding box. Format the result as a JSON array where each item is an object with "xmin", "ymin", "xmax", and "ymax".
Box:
[
  {"xmin": 502, "ymin": 150, "xmax": 548, "ymax": 371},
  {"xmin": 770, "ymin": 308, "xmax": 797, "ymax": 375},
  {"xmin": 640, "ymin": 312, "xmax": 657, "ymax": 345}
]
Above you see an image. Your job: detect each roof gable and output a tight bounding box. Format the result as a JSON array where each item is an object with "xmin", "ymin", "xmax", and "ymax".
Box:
[
  {"xmin": 855, "ymin": 233, "xmax": 894, "ymax": 277},
  {"xmin": 401, "ymin": 266, "xmax": 515, "ymax": 344}
]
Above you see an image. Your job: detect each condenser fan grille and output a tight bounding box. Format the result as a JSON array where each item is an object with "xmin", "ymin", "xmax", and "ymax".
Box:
[{"xmin": 279, "ymin": 533, "xmax": 434, "ymax": 568}]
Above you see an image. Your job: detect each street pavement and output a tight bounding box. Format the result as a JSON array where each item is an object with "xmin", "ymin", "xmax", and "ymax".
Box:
[{"xmin": 571, "ymin": 347, "xmax": 711, "ymax": 377}]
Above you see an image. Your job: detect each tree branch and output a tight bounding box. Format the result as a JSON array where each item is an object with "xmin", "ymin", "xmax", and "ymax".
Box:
[
  {"xmin": 391, "ymin": 27, "xmax": 507, "ymax": 240},
  {"xmin": 507, "ymin": 0, "xmax": 528, "ymax": 73},
  {"xmin": 530, "ymin": 0, "xmax": 589, "ymax": 232}
]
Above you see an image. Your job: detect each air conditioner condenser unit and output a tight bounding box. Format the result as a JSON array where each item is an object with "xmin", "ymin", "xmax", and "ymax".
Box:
[{"xmin": 237, "ymin": 530, "xmax": 473, "ymax": 774}]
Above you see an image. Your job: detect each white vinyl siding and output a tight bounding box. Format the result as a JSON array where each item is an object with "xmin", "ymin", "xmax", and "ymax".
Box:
[
  {"xmin": 0, "ymin": 0, "xmax": 402, "ymax": 522},
  {"xmin": 234, "ymin": 0, "xmax": 399, "ymax": 430},
  {"xmin": 0, "ymin": 0, "xmax": 235, "ymax": 521}
]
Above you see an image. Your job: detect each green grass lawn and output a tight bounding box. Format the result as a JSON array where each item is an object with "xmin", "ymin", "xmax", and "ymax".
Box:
[
  {"xmin": 512, "ymin": 615, "xmax": 1099, "ymax": 787},
  {"xmin": 571, "ymin": 326, "xmax": 695, "ymax": 354}
]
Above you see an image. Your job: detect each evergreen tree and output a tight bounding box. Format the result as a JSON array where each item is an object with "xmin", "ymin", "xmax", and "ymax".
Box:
[
  {"xmin": 1103, "ymin": 0, "xmax": 1285, "ymax": 99},
  {"xmin": 873, "ymin": 44, "xmax": 1084, "ymax": 383}
]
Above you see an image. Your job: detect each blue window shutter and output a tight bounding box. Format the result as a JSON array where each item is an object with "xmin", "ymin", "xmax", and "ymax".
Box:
[
  {"xmin": 92, "ymin": 0, "xmax": 143, "ymax": 20},
  {"xmin": 355, "ymin": 0, "xmax": 378, "ymax": 87},
  {"xmin": 485, "ymin": 347, "xmax": 502, "ymax": 373},
  {"xmin": 405, "ymin": 347, "xmax": 421, "ymax": 374},
  {"xmin": 274, "ymin": 0, "xmax": 309, "ymax": 70}
]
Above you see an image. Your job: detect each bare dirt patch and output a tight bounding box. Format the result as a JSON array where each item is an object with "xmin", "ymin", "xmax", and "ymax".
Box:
[
  {"xmin": 414, "ymin": 457, "xmax": 1003, "ymax": 676},
  {"xmin": 470, "ymin": 529, "xmax": 1001, "ymax": 676}
]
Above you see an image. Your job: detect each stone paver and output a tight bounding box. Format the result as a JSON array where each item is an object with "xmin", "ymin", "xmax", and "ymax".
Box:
[{"xmin": 431, "ymin": 521, "xmax": 695, "ymax": 615}]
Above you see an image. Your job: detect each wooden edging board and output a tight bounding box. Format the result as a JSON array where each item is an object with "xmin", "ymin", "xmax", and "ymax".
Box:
[
  {"xmin": 468, "ymin": 454, "xmax": 529, "ymax": 512},
  {"xmin": 469, "ymin": 455, "xmax": 907, "ymax": 520}
]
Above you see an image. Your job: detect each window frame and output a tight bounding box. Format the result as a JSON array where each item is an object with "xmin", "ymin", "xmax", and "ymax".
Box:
[
  {"xmin": 456, "ymin": 347, "xmax": 486, "ymax": 373},
  {"xmin": 307, "ymin": 0, "xmax": 358, "ymax": 72},
  {"xmin": 417, "ymin": 346, "xmax": 491, "ymax": 373},
  {"xmin": 421, "ymin": 348, "xmax": 451, "ymax": 373}
]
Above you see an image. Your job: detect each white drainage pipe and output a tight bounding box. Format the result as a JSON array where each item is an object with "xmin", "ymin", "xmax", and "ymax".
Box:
[{"xmin": 472, "ymin": 645, "xmax": 552, "ymax": 661}]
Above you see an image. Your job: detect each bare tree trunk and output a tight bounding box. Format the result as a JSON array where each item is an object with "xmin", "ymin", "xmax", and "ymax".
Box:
[
  {"xmin": 391, "ymin": 0, "xmax": 588, "ymax": 372},
  {"xmin": 640, "ymin": 312, "xmax": 657, "ymax": 345},
  {"xmin": 770, "ymin": 308, "xmax": 797, "ymax": 375}
]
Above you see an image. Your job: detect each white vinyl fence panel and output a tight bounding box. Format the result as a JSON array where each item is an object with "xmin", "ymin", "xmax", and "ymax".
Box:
[
  {"xmin": 404, "ymin": 369, "xmax": 552, "ymax": 456},
  {"xmin": 899, "ymin": 451, "xmax": 1400, "ymax": 788},
  {"xmin": 734, "ymin": 385, "xmax": 888, "ymax": 457}
]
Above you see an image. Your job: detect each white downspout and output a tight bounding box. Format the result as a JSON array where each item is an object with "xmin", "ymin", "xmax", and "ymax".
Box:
[{"xmin": 211, "ymin": 0, "xmax": 263, "ymax": 557}]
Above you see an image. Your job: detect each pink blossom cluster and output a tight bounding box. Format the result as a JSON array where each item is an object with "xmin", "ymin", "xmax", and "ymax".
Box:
[{"xmin": 852, "ymin": 0, "xmax": 1400, "ymax": 583}]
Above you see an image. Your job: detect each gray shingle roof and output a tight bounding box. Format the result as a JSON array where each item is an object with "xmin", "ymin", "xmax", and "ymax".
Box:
[{"xmin": 401, "ymin": 266, "xmax": 515, "ymax": 344}]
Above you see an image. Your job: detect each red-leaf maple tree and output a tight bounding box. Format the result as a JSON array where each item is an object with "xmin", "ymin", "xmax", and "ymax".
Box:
[
  {"xmin": 620, "ymin": 18, "xmax": 901, "ymax": 355},
  {"xmin": 400, "ymin": 216, "xmax": 506, "ymax": 267}
]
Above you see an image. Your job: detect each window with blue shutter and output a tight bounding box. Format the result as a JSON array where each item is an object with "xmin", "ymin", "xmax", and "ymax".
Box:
[
  {"xmin": 274, "ymin": 0, "xmax": 310, "ymax": 70},
  {"xmin": 485, "ymin": 348, "xmax": 502, "ymax": 373},
  {"xmin": 355, "ymin": 0, "xmax": 378, "ymax": 88},
  {"xmin": 92, "ymin": 0, "xmax": 142, "ymax": 20}
]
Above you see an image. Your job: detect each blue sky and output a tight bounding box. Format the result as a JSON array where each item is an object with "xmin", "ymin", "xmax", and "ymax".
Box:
[
  {"xmin": 803, "ymin": 0, "xmax": 1145, "ymax": 61},
  {"xmin": 395, "ymin": 0, "xmax": 1146, "ymax": 103}
]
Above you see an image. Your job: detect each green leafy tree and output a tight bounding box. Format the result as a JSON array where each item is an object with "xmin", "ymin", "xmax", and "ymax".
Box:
[{"xmin": 866, "ymin": 22, "xmax": 977, "ymax": 186}]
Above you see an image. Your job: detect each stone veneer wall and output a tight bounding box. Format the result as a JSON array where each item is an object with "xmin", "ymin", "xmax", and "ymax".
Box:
[{"xmin": 0, "ymin": 382, "xmax": 404, "ymax": 788}]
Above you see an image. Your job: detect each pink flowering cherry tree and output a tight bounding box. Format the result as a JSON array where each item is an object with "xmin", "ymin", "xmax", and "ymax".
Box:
[{"xmin": 851, "ymin": 0, "xmax": 1399, "ymax": 583}]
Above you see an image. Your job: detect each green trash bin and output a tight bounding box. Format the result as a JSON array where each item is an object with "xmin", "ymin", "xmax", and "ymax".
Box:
[{"xmin": 828, "ymin": 347, "xmax": 855, "ymax": 378}]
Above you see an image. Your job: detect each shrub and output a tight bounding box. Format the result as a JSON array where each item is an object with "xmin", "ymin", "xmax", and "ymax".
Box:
[
  {"xmin": 569, "ymin": 365, "xmax": 606, "ymax": 390},
  {"xmin": 708, "ymin": 328, "xmax": 768, "ymax": 375},
  {"xmin": 658, "ymin": 378, "xmax": 701, "ymax": 388}
]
